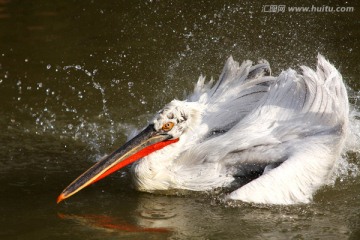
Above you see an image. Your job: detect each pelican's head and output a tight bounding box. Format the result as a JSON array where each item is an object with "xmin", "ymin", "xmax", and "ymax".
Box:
[
  {"xmin": 153, "ymin": 100, "xmax": 200, "ymax": 139},
  {"xmin": 57, "ymin": 100, "xmax": 201, "ymax": 203}
]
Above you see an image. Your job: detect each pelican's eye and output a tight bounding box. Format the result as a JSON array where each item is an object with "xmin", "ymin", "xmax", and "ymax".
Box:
[{"xmin": 162, "ymin": 122, "xmax": 174, "ymax": 132}]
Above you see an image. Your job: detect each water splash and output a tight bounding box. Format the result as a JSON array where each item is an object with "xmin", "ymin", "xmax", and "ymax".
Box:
[
  {"xmin": 24, "ymin": 63, "xmax": 125, "ymax": 157},
  {"xmin": 331, "ymin": 88, "xmax": 360, "ymax": 183},
  {"xmin": 345, "ymin": 89, "xmax": 360, "ymax": 153},
  {"xmin": 14, "ymin": 58, "xmax": 360, "ymax": 184}
]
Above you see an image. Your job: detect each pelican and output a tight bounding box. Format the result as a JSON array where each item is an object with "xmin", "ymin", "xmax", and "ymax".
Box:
[{"xmin": 57, "ymin": 54, "xmax": 349, "ymax": 205}]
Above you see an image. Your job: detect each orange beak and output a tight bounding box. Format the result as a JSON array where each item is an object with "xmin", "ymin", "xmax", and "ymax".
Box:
[{"xmin": 57, "ymin": 125, "xmax": 178, "ymax": 203}]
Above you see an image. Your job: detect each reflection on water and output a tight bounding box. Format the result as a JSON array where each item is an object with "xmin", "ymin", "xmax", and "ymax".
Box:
[
  {"xmin": 0, "ymin": 0, "xmax": 359, "ymax": 239},
  {"xmin": 55, "ymin": 190, "xmax": 360, "ymax": 239},
  {"xmin": 58, "ymin": 213, "xmax": 172, "ymax": 234}
]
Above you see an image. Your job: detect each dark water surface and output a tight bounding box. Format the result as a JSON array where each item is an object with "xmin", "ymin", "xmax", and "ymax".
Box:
[{"xmin": 1, "ymin": 1, "xmax": 360, "ymax": 239}]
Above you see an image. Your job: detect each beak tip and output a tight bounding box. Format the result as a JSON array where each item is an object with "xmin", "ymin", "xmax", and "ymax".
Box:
[{"xmin": 57, "ymin": 193, "xmax": 65, "ymax": 204}]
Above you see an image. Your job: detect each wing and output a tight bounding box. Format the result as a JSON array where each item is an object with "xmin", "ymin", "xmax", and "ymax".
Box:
[
  {"xmin": 188, "ymin": 56, "xmax": 276, "ymax": 133},
  {"xmin": 225, "ymin": 54, "xmax": 349, "ymax": 204},
  {"xmin": 176, "ymin": 55, "xmax": 348, "ymax": 204},
  {"xmin": 227, "ymin": 139, "xmax": 340, "ymax": 204},
  {"xmin": 197, "ymin": 54, "xmax": 348, "ymax": 161}
]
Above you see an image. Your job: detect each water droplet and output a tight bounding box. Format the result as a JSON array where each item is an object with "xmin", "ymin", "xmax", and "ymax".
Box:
[{"xmin": 85, "ymin": 70, "xmax": 92, "ymax": 76}]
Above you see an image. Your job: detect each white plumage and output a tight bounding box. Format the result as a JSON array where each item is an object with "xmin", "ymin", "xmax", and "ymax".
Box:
[{"xmin": 130, "ymin": 54, "xmax": 349, "ymax": 204}]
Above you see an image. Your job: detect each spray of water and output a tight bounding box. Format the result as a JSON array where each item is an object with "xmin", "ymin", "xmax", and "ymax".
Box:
[
  {"xmin": 17, "ymin": 60, "xmax": 360, "ymax": 183},
  {"xmin": 331, "ymin": 88, "xmax": 360, "ymax": 183}
]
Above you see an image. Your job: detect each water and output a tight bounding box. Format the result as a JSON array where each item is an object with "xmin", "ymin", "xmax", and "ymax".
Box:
[{"xmin": 0, "ymin": 0, "xmax": 359, "ymax": 239}]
